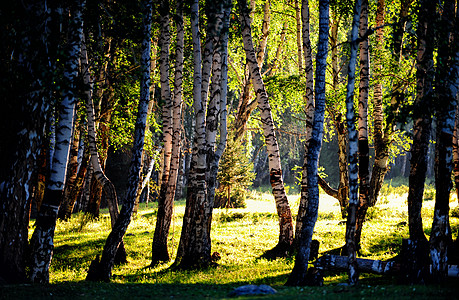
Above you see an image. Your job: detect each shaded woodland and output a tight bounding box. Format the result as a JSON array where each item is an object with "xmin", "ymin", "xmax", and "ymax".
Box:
[{"xmin": 0, "ymin": 0, "xmax": 458, "ymax": 287}]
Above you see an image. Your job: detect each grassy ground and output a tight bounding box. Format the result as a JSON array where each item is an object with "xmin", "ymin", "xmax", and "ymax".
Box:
[{"xmin": 1, "ymin": 185, "xmax": 459, "ymax": 299}]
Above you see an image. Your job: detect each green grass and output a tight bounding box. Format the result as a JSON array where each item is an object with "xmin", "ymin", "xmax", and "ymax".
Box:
[{"xmin": 2, "ymin": 187, "xmax": 459, "ymax": 299}]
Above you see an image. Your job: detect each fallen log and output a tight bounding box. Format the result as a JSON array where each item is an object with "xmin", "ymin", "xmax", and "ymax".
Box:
[
  {"xmin": 314, "ymin": 254, "xmax": 459, "ymax": 277},
  {"xmin": 314, "ymin": 254, "xmax": 400, "ymax": 275}
]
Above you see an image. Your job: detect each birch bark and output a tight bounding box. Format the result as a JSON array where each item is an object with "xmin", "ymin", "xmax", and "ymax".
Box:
[
  {"xmin": 344, "ymin": 0, "xmax": 362, "ymax": 286},
  {"xmin": 239, "ymin": 0, "xmax": 294, "ymax": 255},
  {"xmin": 86, "ymin": 0, "xmax": 152, "ymax": 281},
  {"xmin": 30, "ymin": 0, "xmax": 84, "ymax": 283},
  {"xmin": 287, "ymin": 0, "xmax": 329, "ymax": 286},
  {"xmin": 152, "ymin": 0, "xmax": 183, "ymax": 265}
]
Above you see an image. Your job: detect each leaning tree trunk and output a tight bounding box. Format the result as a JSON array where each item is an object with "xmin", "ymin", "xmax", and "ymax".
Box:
[
  {"xmin": 343, "ymin": 0, "xmax": 362, "ymax": 286},
  {"xmin": 294, "ymin": 0, "xmax": 316, "ymax": 245},
  {"xmin": 232, "ymin": 0, "xmax": 270, "ymax": 143},
  {"xmin": 29, "ymin": 0, "xmax": 84, "ymax": 283},
  {"xmin": 81, "ymin": 36, "xmax": 127, "ymax": 264},
  {"xmin": 286, "ymin": 0, "xmax": 329, "ymax": 286},
  {"xmin": 86, "ymin": 0, "xmax": 153, "ymax": 282},
  {"xmin": 430, "ymin": 0, "xmax": 458, "ymax": 282},
  {"xmin": 239, "ymin": 0, "xmax": 294, "ymax": 257},
  {"xmin": 152, "ymin": 0, "xmax": 182, "ymax": 265},
  {"xmin": 355, "ymin": 0, "xmax": 369, "ymax": 251}
]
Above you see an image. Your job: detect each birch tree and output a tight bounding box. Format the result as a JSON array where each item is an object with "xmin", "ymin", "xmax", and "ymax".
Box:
[
  {"xmin": 0, "ymin": 1, "xmax": 56, "ymax": 283},
  {"xmin": 404, "ymin": 0, "xmax": 435, "ymax": 283},
  {"xmin": 152, "ymin": 0, "xmax": 183, "ymax": 265},
  {"xmin": 343, "ymin": 0, "xmax": 362, "ymax": 286},
  {"xmin": 175, "ymin": 0, "xmax": 231, "ymax": 268},
  {"xmin": 287, "ymin": 0, "xmax": 329, "ymax": 286},
  {"xmin": 294, "ymin": 0, "xmax": 316, "ymax": 245},
  {"xmin": 355, "ymin": 0, "xmax": 369, "ymax": 251},
  {"xmin": 29, "ymin": 0, "xmax": 84, "ymax": 283},
  {"xmin": 238, "ymin": 0, "xmax": 294, "ymax": 256},
  {"xmin": 86, "ymin": 0, "xmax": 153, "ymax": 281},
  {"xmin": 430, "ymin": 0, "xmax": 458, "ymax": 281}
]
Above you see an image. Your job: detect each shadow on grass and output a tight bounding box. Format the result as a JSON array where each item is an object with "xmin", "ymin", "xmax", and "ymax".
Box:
[{"xmin": 52, "ymin": 238, "xmax": 107, "ymax": 270}]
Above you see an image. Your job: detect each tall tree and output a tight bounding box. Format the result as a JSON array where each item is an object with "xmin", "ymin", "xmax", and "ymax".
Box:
[
  {"xmin": 239, "ymin": 0, "xmax": 294, "ymax": 256},
  {"xmin": 430, "ymin": 0, "xmax": 458, "ymax": 282},
  {"xmin": 86, "ymin": 0, "xmax": 153, "ymax": 281},
  {"xmin": 175, "ymin": 0, "xmax": 231, "ymax": 268},
  {"xmin": 29, "ymin": 0, "xmax": 84, "ymax": 283},
  {"xmin": 355, "ymin": 0, "xmax": 369, "ymax": 251},
  {"xmin": 369, "ymin": 0, "xmax": 413, "ymax": 206},
  {"xmin": 0, "ymin": 0, "xmax": 56, "ymax": 283},
  {"xmin": 343, "ymin": 0, "xmax": 362, "ymax": 286},
  {"xmin": 404, "ymin": 0, "xmax": 435, "ymax": 283},
  {"xmin": 294, "ymin": 0, "xmax": 316, "ymax": 244},
  {"xmin": 151, "ymin": 0, "xmax": 183, "ymax": 265},
  {"xmin": 287, "ymin": 0, "xmax": 329, "ymax": 286}
]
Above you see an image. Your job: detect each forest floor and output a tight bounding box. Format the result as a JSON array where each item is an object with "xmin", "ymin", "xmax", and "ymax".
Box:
[{"xmin": 2, "ymin": 184, "xmax": 459, "ymax": 299}]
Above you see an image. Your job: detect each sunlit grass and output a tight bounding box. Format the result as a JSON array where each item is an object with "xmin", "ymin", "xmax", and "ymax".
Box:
[{"xmin": 19, "ymin": 185, "xmax": 458, "ymax": 298}]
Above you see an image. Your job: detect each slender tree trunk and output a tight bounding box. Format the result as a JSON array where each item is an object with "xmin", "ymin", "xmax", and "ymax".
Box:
[
  {"xmin": 29, "ymin": 0, "xmax": 84, "ymax": 283},
  {"xmin": 369, "ymin": 0, "xmax": 411, "ymax": 206},
  {"xmin": 232, "ymin": 0, "xmax": 270, "ymax": 142},
  {"xmin": 430, "ymin": 0, "xmax": 458, "ymax": 281},
  {"xmin": 175, "ymin": 0, "xmax": 230, "ymax": 269},
  {"xmin": 295, "ymin": 0, "xmax": 316, "ymax": 244},
  {"xmin": 404, "ymin": 0, "xmax": 434, "ymax": 278},
  {"xmin": 287, "ymin": 0, "xmax": 329, "ymax": 286},
  {"xmin": 317, "ymin": 10, "xmax": 348, "ymax": 219},
  {"xmin": 86, "ymin": 0, "xmax": 153, "ymax": 282},
  {"xmin": 81, "ymin": 37, "xmax": 127, "ymax": 263},
  {"xmin": 205, "ymin": 0, "xmax": 231, "ymax": 243},
  {"xmin": 344, "ymin": 0, "xmax": 362, "ymax": 286},
  {"xmin": 175, "ymin": 0, "xmax": 211, "ymax": 268},
  {"xmin": 239, "ymin": 0, "xmax": 294, "ymax": 256},
  {"xmin": 58, "ymin": 111, "xmax": 81, "ymax": 220},
  {"xmin": 152, "ymin": 0, "xmax": 183, "ymax": 265},
  {"xmin": 453, "ymin": 107, "xmax": 459, "ymax": 204},
  {"xmin": 355, "ymin": 0, "xmax": 369, "ymax": 251},
  {"xmin": 407, "ymin": 0, "xmax": 434, "ymax": 246}
]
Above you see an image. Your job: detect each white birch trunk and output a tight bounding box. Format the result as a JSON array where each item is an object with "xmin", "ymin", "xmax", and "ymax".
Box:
[
  {"xmin": 239, "ymin": 0, "xmax": 294, "ymax": 253},
  {"xmin": 287, "ymin": 0, "xmax": 330, "ymax": 286},
  {"xmin": 86, "ymin": 0, "xmax": 153, "ymax": 281},
  {"xmin": 30, "ymin": 0, "xmax": 84, "ymax": 283},
  {"xmin": 344, "ymin": 0, "xmax": 362, "ymax": 286}
]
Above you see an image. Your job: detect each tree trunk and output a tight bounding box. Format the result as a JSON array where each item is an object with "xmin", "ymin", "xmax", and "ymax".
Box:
[
  {"xmin": 0, "ymin": 1, "xmax": 53, "ymax": 283},
  {"xmin": 81, "ymin": 35, "xmax": 128, "ymax": 264},
  {"xmin": 369, "ymin": 0, "xmax": 410, "ymax": 206},
  {"xmin": 294, "ymin": 0, "xmax": 316, "ymax": 245},
  {"xmin": 407, "ymin": 0, "xmax": 434, "ymax": 246},
  {"xmin": 232, "ymin": 0, "xmax": 270, "ymax": 143},
  {"xmin": 355, "ymin": 0, "xmax": 370, "ymax": 251},
  {"xmin": 175, "ymin": 0, "xmax": 229, "ymax": 269},
  {"xmin": 239, "ymin": 0, "xmax": 294, "ymax": 257},
  {"xmin": 86, "ymin": 0, "xmax": 153, "ymax": 282},
  {"xmin": 343, "ymin": 0, "xmax": 362, "ymax": 286},
  {"xmin": 205, "ymin": 0, "xmax": 231, "ymax": 245},
  {"xmin": 29, "ymin": 0, "xmax": 84, "ymax": 283},
  {"xmin": 287, "ymin": 0, "xmax": 329, "ymax": 286},
  {"xmin": 430, "ymin": 0, "xmax": 458, "ymax": 282},
  {"xmin": 152, "ymin": 0, "xmax": 182, "ymax": 265}
]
